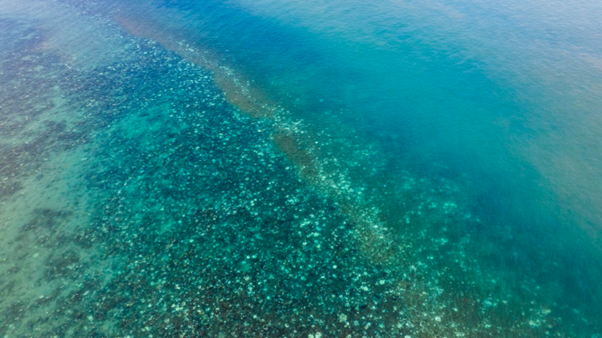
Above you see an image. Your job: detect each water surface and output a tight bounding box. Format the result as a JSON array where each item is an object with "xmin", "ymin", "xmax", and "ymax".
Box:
[{"xmin": 1, "ymin": 0, "xmax": 602, "ymax": 336}]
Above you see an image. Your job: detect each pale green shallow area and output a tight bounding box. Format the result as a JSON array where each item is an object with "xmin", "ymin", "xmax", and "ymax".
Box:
[{"xmin": 1, "ymin": 0, "xmax": 602, "ymax": 337}]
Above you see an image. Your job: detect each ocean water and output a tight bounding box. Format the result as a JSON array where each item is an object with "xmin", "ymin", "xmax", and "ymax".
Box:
[{"xmin": 1, "ymin": 0, "xmax": 602, "ymax": 336}]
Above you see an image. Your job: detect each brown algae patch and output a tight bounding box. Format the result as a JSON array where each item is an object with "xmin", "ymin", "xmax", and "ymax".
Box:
[
  {"xmin": 272, "ymin": 131, "xmax": 319, "ymax": 179},
  {"xmin": 114, "ymin": 12, "xmax": 275, "ymax": 118}
]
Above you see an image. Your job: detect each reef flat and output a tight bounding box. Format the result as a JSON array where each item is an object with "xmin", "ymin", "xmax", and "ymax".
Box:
[{"xmin": 1, "ymin": 0, "xmax": 602, "ymax": 337}]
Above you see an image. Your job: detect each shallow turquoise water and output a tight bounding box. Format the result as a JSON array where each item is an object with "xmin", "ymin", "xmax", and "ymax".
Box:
[{"xmin": 1, "ymin": 0, "xmax": 602, "ymax": 336}]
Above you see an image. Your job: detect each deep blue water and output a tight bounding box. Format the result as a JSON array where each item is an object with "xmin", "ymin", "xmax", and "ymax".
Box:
[{"xmin": 1, "ymin": 0, "xmax": 602, "ymax": 336}]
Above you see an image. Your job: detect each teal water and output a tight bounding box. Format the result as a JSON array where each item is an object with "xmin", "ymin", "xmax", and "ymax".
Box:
[{"xmin": 1, "ymin": 0, "xmax": 602, "ymax": 336}]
